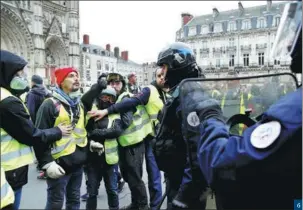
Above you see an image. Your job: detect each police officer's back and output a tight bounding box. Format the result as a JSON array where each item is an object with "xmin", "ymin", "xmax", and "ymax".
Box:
[{"xmin": 183, "ymin": 2, "xmax": 302, "ymax": 209}]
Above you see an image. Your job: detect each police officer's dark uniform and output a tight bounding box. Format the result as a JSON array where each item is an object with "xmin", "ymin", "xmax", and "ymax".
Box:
[
  {"xmin": 154, "ymin": 43, "xmax": 209, "ymax": 209},
  {"xmin": 182, "ymin": 2, "xmax": 302, "ymax": 209}
]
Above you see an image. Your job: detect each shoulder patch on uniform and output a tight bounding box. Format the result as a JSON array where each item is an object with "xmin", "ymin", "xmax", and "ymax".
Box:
[
  {"xmin": 250, "ymin": 121, "xmax": 281, "ymax": 149},
  {"xmin": 187, "ymin": 111, "xmax": 200, "ymax": 127}
]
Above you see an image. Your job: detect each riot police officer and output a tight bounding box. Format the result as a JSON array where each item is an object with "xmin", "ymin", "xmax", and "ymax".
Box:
[
  {"xmin": 154, "ymin": 42, "xmax": 209, "ymax": 209},
  {"xmin": 180, "ymin": 1, "xmax": 302, "ymax": 209}
]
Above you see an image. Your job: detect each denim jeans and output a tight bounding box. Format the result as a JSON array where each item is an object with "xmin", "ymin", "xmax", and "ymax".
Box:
[
  {"xmin": 13, "ymin": 187, "xmax": 22, "ymax": 210},
  {"xmin": 86, "ymin": 161, "xmax": 119, "ymax": 210},
  {"xmin": 45, "ymin": 167, "xmax": 83, "ymax": 210},
  {"xmin": 145, "ymin": 137, "xmax": 162, "ymax": 210}
]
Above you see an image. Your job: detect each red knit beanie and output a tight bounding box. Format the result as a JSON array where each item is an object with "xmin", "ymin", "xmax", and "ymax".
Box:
[{"xmin": 55, "ymin": 67, "xmax": 78, "ymax": 86}]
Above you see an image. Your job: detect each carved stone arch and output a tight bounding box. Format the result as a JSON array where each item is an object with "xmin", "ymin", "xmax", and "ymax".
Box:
[
  {"xmin": 45, "ymin": 16, "xmax": 64, "ymax": 39},
  {"xmin": 0, "ymin": 5, "xmax": 34, "ymax": 58},
  {"xmin": 45, "ymin": 35, "xmax": 69, "ymax": 68}
]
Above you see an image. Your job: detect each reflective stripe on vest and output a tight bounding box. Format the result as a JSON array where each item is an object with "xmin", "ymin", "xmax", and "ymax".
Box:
[
  {"xmin": 49, "ymin": 98, "xmax": 87, "ymax": 159},
  {"xmin": 87, "ymin": 104, "xmax": 119, "ymax": 164},
  {"xmin": 104, "ymin": 114, "xmax": 120, "ymax": 165},
  {"xmin": 1, "ymin": 167, "xmax": 14, "ymax": 209},
  {"xmin": 116, "ymin": 92, "xmax": 153, "ymax": 147},
  {"xmin": 145, "ymin": 85, "xmax": 164, "ymax": 126},
  {"xmin": 0, "ymin": 88, "xmax": 35, "ymax": 172}
]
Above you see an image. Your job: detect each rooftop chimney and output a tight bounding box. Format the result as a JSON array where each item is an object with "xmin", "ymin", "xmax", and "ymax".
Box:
[
  {"xmin": 114, "ymin": 47, "xmax": 119, "ymax": 58},
  {"xmin": 106, "ymin": 44, "xmax": 111, "ymax": 52},
  {"xmin": 121, "ymin": 51, "xmax": 125, "ymax": 60},
  {"xmin": 83, "ymin": 34, "xmax": 89, "ymax": 45},
  {"xmin": 238, "ymin": 2, "xmax": 244, "ymax": 14},
  {"xmin": 212, "ymin": 8, "xmax": 219, "ymax": 18},
  {"xmin": 267, "ymin": 0, "xmax": 272, "ymax": 12},
  {"xmin": 124, "ymin": 51, "xmax": 129, "ymax": 61},
  {"xmin": 181, "ymin": 13, "xmax": 193, "ymax": 27}
]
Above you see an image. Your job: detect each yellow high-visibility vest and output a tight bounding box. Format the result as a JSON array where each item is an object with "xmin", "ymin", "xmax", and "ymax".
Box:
[
  {"xmin": 116, "ymin": 92, "xmax": 153, "ymax": 147},
  {"xmin": 20, "ymin": 92, "xmax": 28, "ymax": 103},
  {"xmin": 221, "ymin": 92, "xmax": 252, "ymax": 135},
  {"xmin": 89, "ymin": 105, "xmax": 120, "ymax": 165},
  {"xmin": 144, "ymin": 85, "xmax": 164, "ymax": 127},
  {"xmin": 47, "ymin": 98, "xmax": 87, "ymax": 159},
  {"xmin": 0, "ymin": 88, "xmax": 34, "ymax": 172},
  {"xmin": 0, "ymin": 167, "xmax": 15, "ymax": 209}
]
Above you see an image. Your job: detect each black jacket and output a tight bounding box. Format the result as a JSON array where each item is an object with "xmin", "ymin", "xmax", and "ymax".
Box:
[
  {"xmin": 0, "ymin": 50, "xmax": 61, "ymax": 190},
  {"xmin": 86, "ymin": 102, "xmax": 133, "ymax": 163},
  {"xmin": 34, "ymin": 83, "xmax": 104, "ymax": 173},
  {"xmin": 26, "ymin": 85, "xmax": 52, "ymax": 123}
]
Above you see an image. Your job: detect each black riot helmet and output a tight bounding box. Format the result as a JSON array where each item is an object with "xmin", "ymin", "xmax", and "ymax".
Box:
[
  {"xmin": 156, "ymin": 42, "xmax": 202, "ymax": 89},
  {"xmin": 271, "ymin": 1, "xmax": 302, "ymax": 73}
]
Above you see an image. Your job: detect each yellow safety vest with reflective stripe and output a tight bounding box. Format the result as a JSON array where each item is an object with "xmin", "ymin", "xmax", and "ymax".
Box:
[
  {"xmin": 221, "ymin": 92, "xmax": 252, "ymax": 135},
  {"xmin": 0, "ymin": 167, "xmax": 14, "ymax": 209},
  {"xmin": 116, "ymin": 92, "xmax": 153, "ymax": 147},
  {"xmin": 20, "ymin": 92, "xmax": 27, "ymax": 103},
  {"xmin": 89, "ymin": 105, "xmax": 120, "ymax": 165},
  {"xmin": 49, "ymin": 98, "xmax": 87, "ymax": 159},
  {"xmin": 0, "ymin": 88, "xmax": 35, "ymax": 172},
  {"xmin": 104, "ymin": 114, "xmax": 120, "ymax": 165},
  {"xmin": 145, "ymin": 85, "xmax": 164, "ymax": 126}
]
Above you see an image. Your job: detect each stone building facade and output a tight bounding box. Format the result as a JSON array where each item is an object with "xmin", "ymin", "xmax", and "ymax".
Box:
[{"xmin": 1, "ymin": 1, "xmax": 80, "ymax": 85}]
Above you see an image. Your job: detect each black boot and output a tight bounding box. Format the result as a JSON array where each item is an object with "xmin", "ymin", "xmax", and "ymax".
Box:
[
  {"xmin": 172, "ymin": 189, "xmax": 189, "ymax": 209},
  {"xmin": 121, "ymin": 203, "xmax": 138, "ymax": 210},
  {"xmin": 118, "ymin": 179, "xmax": 126, "ymax": 193},
  {"xmin": 138, "ymin": 205, "xmax": 149, "ymax": 210}
]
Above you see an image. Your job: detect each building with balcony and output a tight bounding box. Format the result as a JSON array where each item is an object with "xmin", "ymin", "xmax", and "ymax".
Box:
[
  {"xmin": 176, "ymin": 1, "xmax": 291, "ymax": 78},
  {"xmin": 80, "ymin": 34, "xmax": 144, "ymax": 88},
  {"xmin": 1, "ymin": 1, "xmax": 80, "ymax": 85}
]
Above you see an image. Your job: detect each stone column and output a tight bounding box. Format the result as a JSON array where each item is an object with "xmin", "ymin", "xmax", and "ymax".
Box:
[
  {"xmin": 67, "ymin": 1, "xmax": 80, "ymax": 70},
  {"xmin": 32, "ymin": 0, "xmax": 46, "ymax": 81}
]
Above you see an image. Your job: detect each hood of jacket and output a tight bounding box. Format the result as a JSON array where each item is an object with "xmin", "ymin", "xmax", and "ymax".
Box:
[
  {"xmin": 30, "ymin": 85, "xmax": 50, "ymax": 97},
  {"xmin": 0, "ymin": 50, "xmax": 28, "ymax": 91}
]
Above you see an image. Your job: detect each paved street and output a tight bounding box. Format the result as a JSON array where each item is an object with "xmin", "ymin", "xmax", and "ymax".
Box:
[{"xmin": 20, "ymin": 164, "xmax": 216, "ymax": 209}]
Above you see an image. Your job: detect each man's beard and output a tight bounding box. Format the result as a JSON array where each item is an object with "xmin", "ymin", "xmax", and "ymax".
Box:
[{"xmin": 71, "ymin": 87, "xmax": 80, "ymax": 92}]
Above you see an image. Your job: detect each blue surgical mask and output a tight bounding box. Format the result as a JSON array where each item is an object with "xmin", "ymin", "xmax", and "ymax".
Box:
[{"xmin": 10, "ymin": 76, "xmax": 29, "ymax": 90}]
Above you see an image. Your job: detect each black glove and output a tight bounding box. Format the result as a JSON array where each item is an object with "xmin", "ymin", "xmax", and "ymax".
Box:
[
  {"xmin": 97, "ymin": 78, "xmax": 107, "ymax": 90},
  {"xmin": 88, "ymin": 130, "xmax": 101, "ymax": 140},
  {"xmin": 184, "ymin": 90, "xmax": 224, "ymax": 123}
]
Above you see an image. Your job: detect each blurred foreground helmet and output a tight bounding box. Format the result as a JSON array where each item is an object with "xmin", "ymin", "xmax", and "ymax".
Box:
[
  {"xmin": 271, "ymin": 1, "xmax": 302, "ymax": 73},
  {"xmin": 156, "ymin": 42, "xmax": 201, "ymax": 89}
]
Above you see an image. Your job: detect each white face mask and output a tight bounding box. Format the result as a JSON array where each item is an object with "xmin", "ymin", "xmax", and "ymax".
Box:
[
  {"xmin": 10, "ymin": 76, "xmax": 29, "ymax": 90},
  {"xmin": 69, "ymin": 90, "xmax": 81, "ymax": 99}
]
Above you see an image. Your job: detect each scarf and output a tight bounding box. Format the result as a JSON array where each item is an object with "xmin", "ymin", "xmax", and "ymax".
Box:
[{"xmin": 53, "ymin": 87, "xmax": 81, "ymax": 108}]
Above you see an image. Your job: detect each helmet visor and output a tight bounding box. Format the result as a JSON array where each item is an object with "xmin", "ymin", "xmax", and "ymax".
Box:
[{"xmin": 270, "ymin": 1, "xmax": 302, "ymax": 59}]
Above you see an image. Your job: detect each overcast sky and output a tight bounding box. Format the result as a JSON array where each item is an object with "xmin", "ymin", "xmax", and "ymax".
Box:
[{"xmin": 79, "ymin": 1, "xmax": 281, "ymax": 64}]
